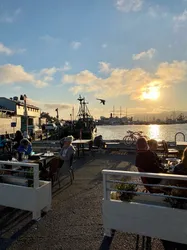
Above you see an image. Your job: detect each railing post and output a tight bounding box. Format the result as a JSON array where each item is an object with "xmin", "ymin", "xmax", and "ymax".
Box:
[
  {"xmin": 103, "ymin": 172, "xmax": 107, "ymax": 200},
  {"xmin": 33, "ymin": 164, "xmax": 39, "ymax": 189},
  {"xmin": 103, "ymin": 172, "xmax": 110, "ymax": 200}
]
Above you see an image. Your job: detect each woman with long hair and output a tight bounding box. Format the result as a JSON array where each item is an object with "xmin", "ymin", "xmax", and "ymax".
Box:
[{"xmin": 173, "ymin": 147, "xmax": 187, "ymax": 175}]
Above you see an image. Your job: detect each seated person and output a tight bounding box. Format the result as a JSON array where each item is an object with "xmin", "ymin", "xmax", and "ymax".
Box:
[
  {"xmin": 169, "ymin": 148, "xmax": 187, "ymax": 199},
  {"xmin": 13, "ymin": 130, "xmax": 23, "ymax": 150},
  {"xmin": 18, "ymin": 138, "xmax": 33, "ymax": 156},
  {"xmin": 0, "ymin": 135, "xmax": 8, "ymax": 152},
  {"xmin": 59, "ymin": 136, "xmax": 76, "ymax": 166},
  {"xmin": 173, "ymin": 147, "xmax": 187, "ymax": 175},
  {"xmin": 93, "ymin": 135, "xmax": 106, "ymax": 148},
  {"xmin": 136, "ymin": 137, "xmax": 164, "ymax": 186},
  {"xmin": 148, "ymin": 139, "xmax": 163, "ymax": 166}
]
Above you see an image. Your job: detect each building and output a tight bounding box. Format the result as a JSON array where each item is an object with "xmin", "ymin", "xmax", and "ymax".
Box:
[{"xmin": 0, "ymin": 96, "xmax": 41, "ymax": 133}]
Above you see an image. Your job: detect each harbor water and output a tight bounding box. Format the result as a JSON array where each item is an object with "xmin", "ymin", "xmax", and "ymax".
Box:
[{"xmin": 97, "ymin": 124, "xmax": 187, "ymax": 142}]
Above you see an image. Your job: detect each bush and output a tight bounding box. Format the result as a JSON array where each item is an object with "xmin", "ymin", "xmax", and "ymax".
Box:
[{"xmin": 116, "ymin": 181, "xmax": 138, "ymax": 202}]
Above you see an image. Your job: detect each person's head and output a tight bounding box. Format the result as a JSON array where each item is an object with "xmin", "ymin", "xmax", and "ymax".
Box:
[
  {"xmin": 5, "ymin": 134, "xmax": 10, "ymax": 139},
  {"xmin": 64, "ymin": 135, "xmax": 74, "ymax": 147},
  {"xmin": 148, "ymin": 139, "xmax": 158, "ymax": 151},
  {"xmin": 20, "ymin": 138, "xmax": 31, "ymax": 149},
  {"xmin": 15, "ymin": 130, "xmax": 23, "ymax": 137},
  {"xmin": 136, "ymin": 137, "xmax": 149, "ymax": 152},
  {"xmin": 182, "ymin": 147, "xmax": 187, "ymax": 167}
]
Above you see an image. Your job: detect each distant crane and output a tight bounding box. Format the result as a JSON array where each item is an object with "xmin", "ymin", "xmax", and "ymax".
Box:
[{"xmin": 96, "ymin": 98, "xmax": 106, "ymax": 105}]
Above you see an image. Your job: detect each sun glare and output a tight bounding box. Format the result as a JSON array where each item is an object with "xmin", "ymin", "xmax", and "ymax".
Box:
[{"xmin": 142, "ymin": 87, "xmax": 160, "ymax": 100}]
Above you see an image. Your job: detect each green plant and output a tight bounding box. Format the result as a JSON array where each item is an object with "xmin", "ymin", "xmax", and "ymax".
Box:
[{"xmin": 115, "ymin": 181, "xmax": 138, "ymax": 202}]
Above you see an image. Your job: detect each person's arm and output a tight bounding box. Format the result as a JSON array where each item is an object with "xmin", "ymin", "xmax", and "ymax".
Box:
[
  {"xmin": 149, "ymin": 152, "xmax": 164, "ymax": 173},
  {"xmin": 27, "ymin": 145, "xmax": 32, "ymax": 155}
]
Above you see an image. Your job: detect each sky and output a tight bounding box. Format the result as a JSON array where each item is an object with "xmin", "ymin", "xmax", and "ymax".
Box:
[{"xmin": 1, "ymin": 0, "xmax": 187, "ymax": 119}]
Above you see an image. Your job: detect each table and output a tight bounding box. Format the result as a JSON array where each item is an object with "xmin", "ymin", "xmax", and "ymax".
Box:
[
  {"xmin": 72, "ymin": 139, "xmax": 91, "ymax": 157},
  {"xmin": 176, "ymin": 141, "xmax": 187, "ymax": 151}
]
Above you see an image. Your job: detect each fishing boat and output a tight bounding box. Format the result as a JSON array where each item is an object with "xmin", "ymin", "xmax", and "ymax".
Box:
[{"xmin": 62, "ymin": 95, "xmax": 97, "ymax": 139}]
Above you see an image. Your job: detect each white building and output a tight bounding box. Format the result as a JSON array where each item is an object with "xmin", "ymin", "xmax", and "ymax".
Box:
[{"xmin": 0, "ymin": 97, "xmax": 41, "ymax": 133}]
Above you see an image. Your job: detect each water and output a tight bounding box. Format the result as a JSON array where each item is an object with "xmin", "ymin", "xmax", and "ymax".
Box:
[{"xmin": 97, "ymin": 124, "xmax": 187, "ymax": 142}]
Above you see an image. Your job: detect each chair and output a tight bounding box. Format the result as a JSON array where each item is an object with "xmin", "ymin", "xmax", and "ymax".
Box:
[
  {"xmin": 162, "ymin": 140, "xmax": 179, "ymax": 158},
  {"xmin": 46, "ymin": 157, "xmax": 62, "ymax": 188},
  {"xmin": 137, "ymin": 167, "xmax": 165, "ymax": 194},
  {"xmin": 69, "ymin": 154, "xmax": 74, "ymax": 185}
]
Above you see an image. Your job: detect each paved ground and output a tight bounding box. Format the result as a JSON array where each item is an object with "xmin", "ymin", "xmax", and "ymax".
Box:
[{"xmin": 0, "ymin": 152, "xmax": 185, "ymax": 250}]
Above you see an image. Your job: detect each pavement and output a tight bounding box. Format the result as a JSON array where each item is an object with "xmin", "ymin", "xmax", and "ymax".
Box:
[{"xmin": 0, "ymin": 152, "xmax": 185, "ymax": 250}]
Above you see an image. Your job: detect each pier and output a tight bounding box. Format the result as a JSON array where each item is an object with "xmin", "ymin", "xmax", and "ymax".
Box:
[{"xmin": 0, "ymin": 152, "xmax": 173, "ymax": 250}]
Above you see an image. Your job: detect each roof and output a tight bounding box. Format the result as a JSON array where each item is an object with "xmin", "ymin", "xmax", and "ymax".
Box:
[
  {"xmin": 0, "ymin": 97, "xmax": 40, "ymax": 110},
  {"xmin": 0, "ymin": 105, "xmax": 15, "ymax": 113}
]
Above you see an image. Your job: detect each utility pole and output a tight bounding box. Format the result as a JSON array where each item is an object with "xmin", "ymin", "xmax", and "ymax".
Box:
[
  {"xmin": 20, "ymin": 94, "xmax": 28, "ymax": 135},
  {"xmin": 120, "ymin": 106, "xmax": 122, "ymax": 118},
  {"xmin": 113, "ymin": 106, "xmax": 115, "ymax": 117},
  {"xmin": 72, "ymin": 106, "xmax": 74, "ymax": 121},
  {"xmin": 55, "ymin": 108, "xmax": 59, "ymax": 120}
]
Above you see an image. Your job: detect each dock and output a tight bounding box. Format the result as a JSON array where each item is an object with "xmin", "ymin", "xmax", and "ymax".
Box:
[{"xmin": 0, "ymin": 151, "xmax": 181, "ymax": 250}]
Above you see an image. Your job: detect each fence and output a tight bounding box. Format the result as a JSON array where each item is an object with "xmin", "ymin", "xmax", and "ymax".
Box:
[
  {"xmin": 0, "ymin": 160, "xmax": 51, "ymax": 220},
  {"xmin": 102, "ymin": 169, "xmax": 187, "ymax": 244}
]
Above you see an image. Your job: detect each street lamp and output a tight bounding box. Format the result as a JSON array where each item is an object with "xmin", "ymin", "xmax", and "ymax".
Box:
[{"xmin": 20, "ymin": 94, "xmax": 28, "ymax": 135}]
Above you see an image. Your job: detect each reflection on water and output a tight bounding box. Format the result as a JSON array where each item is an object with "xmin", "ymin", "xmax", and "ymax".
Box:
[
  {"xmin": 149, "ymin": 125, "xmax": 160, "ymax": 140},
  {"xmin": 97, "ymin": 124, "xmax": 187, "ymax": 142}
]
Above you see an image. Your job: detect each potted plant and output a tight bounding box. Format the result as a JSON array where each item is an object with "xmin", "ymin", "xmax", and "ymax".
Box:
[{"xmin": 115, "ymin": 179, "xmax": 138, "ymax": 202}]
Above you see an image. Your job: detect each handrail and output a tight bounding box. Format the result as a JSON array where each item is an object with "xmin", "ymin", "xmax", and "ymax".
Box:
[
  {"xmin": 102, "ymin": 169, "xmax": 187, "ymax": 201},
  {"xmin": 0, "ymin": 160, "xmax": 39, "ymax": 188},
  {"xmin": 102, "ymin": 169, "xmax": 187, "ymax": 181},
  {"xmin": 175, "ymin": 132, "xmax": 185, "ymax": 143}
]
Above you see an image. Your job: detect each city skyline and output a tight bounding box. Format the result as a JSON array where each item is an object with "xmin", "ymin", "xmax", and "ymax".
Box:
[{"xmin": 1, "ymin": 0, "xmax": 187, "ymax": 119}]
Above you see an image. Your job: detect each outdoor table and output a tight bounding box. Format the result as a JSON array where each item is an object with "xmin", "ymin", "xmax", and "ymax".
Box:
[{"xmin": 72, "ymin": 139, "xmax": 91, "ymax": 158}]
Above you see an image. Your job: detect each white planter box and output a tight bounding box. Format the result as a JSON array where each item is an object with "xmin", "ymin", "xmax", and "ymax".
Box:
[
  {"xmin": 0, "ymin": 180, "xmax": 51, "ymax": 220},
  {"xmin": 103, "ymin": 199, "xmax": 187, "ymax": 244}
]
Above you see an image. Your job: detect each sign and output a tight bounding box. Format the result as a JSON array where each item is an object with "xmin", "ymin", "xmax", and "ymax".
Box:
[{"xmin": 11, "ymin": 122, "xmax": 16, "ymax": 127}]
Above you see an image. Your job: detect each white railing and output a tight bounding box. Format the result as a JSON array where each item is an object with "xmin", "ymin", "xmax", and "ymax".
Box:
[
  {"xmin": 102, "ymin": 170, "xmax": 187, "ymax": 245},
  {"xmin": 0, "ymin": 160, "xmax": 51, "ymax": 220}
]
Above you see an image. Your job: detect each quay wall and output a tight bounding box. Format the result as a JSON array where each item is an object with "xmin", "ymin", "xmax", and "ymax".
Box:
[{"xmin": 0, "ymin": 117, "xmax": 21, "ymax": 135}]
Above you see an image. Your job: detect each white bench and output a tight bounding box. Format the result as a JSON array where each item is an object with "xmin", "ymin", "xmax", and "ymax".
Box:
[
  {"xmin": 102, "ymin": 170, "xmax": 187, "ymax": 245},
  {"xmin": 0, "ymin": 160, "xmax": 51, "ymax": 220}
]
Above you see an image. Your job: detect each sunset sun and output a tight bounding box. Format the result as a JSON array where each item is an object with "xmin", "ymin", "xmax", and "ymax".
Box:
[{"xmin": 142, "ymin": 87, "xmax": 160, "ymax": 100}]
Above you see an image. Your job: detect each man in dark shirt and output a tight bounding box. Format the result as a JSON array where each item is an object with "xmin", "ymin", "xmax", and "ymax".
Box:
[{"xmin": 136, "ymin": 137, "xmax": 164, "ymax": 185}]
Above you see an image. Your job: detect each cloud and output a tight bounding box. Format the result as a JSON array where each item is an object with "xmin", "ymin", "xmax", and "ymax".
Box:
[
  {"xmin": 63, "ymin": 70, "xmax": 97, "ymax": 84},
  {"xmin": 0, "ymin": 43, "xmax": 13, "ymax": 55},
  {"xmin": 173, "ymin": 10, "xmax": 187, "ymax": 30},
  {"xmin": 132, "ymin": 48, "xmax": 156, "ymax": 60},
  {"xmin": 44, "ymin": 103, "xmax": 72, "ymax": 110},
  {"xmin": 39, "ymin": 35, "xmax": 60, "ymax": 44},
  {"xmin": 62, "ymin": 60, "xmax": 187, "ymax": 101},
  {"xmin": 71, "ymin": 41, "xmax": 81, "ymax": 50},
  {"xmin": 102, "ymin": 44, "xmax": 107, "ymax": 48},
  {"xmin": 38, "ymin": 62, "xmax": 71, "ymax": 82},
  {"xmin": 115, "ymin": 0, "xmax": 143, "ymax": 12},
  {"xmin": 99, "ymin": 62, "xmax": 112, "ymax": 74},
  {"xmin": 0, "ymin": 64, "xmax": 48, "ymax": 88},
  {"xmin": 0, "ymin": 8, "xmax": 21, "ymax": 23},
  {"xmin": 0, "ymin": 42, "xmax": 26, "ymax": 56}
]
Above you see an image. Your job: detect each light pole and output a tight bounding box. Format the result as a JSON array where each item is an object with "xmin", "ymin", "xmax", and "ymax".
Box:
[{"xmin": 20, "ymin": 94, "xmax": 28, "ymax": 136}]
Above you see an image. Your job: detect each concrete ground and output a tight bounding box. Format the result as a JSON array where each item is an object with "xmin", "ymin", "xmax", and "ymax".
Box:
[{"xmin": 0, "ymin": 152, "xmax": 185, "ymax": 250}]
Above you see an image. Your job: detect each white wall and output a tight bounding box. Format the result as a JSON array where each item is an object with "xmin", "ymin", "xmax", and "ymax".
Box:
[
  {"xmin": 16, "ymin": 105, "xmax": 40, "ymax": 118},
  {"xmin": 0, "ymin": 117, "xmax": 21, "ymax": 135}
]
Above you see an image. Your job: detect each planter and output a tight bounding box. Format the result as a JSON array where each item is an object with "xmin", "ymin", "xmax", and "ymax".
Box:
[
  {"xmin": 103, "ymin": 199, "xmax": 187, "ymax": 244},
  {"xmin": 0, "ymin": 180, "xmax": 51, "ymax": 220}
]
